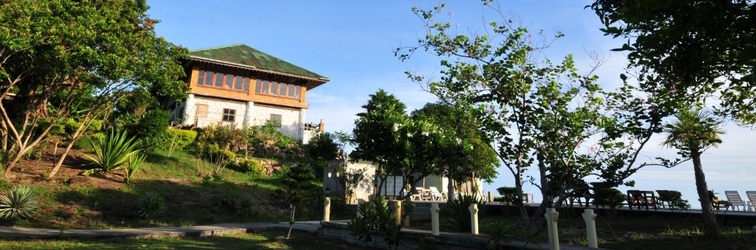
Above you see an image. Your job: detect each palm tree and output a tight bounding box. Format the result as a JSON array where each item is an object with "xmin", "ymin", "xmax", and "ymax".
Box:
[{"xmin": 661, "ymin": 109, "xmax": 724, "ymax": 237}]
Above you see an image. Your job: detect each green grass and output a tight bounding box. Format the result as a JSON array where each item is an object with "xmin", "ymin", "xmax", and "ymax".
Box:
[{"xmin": 0, "ymin": 230, "xmax": 368, "ymax": 250}]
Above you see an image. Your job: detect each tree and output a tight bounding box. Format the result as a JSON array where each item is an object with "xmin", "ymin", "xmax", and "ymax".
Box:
[
  {"xmin": 588, "ymin": 0, "xmax": 756, "ymax": 124},
  {"xmin": 0, "ymin": 0, "xmax": 188, "ymax": 177},
  {"xmin": 412, "ymin": 102, "xmax": 498, "ymax": 199},
  {"xmin": 305, "ymin": 132, "xmax": 340, "ymax": 161},
  {"xmin": 661, "ymin": 109, "xmax": 724, "ymax": 237},
  {"xmin": 397, "ymin": 3, "xmax": 628, "ymax": 227}
]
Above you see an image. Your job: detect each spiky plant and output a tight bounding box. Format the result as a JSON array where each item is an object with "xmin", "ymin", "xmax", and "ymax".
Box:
[
  {"xmin": 0, "ymin": 186, "xmax": 39, "ymax": 220},
  {"xmin": 124, "ymin": 153, "xmax": 147, "ymax": 183},
  {"xmin": 235, "ymin": 193, "xmax": 259, "ymax": 216},
  {"xmin": 84, "ymin": 129, "xmax": 142, "ymax": 176},
  {"xmin": 134, "ymin": 191, "xmax": 164, "ymax": 219}
]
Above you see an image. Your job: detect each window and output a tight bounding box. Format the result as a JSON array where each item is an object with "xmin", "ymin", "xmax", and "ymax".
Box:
[
  {"xmin": 222, "ymin": 109, "xmax": 236, "ymax": 122},
  {"xmin": 195, "ymin": 104, "xmax": 208, "ymax": 118},
  {"xmin": 287, "ymin": 84, "xmax": 296, "ymax": 97},
  {"xmin": 294, "ymin": 86, "xmax": 301, "ymax": 99},
  {"xmin": 214, "ymin": 73, "xmax": 223, "ymax": 87},
  {"xmin": 243, "ymin": 77, "xmax": 250, "ymax": 92},
  {"xmin": 225, "ymin": 74, "xmax": 234, "ymax": 89},
  {"xmin": 271, "ymin": 82, "xmax": 279, "ymax": 95},
  {"xmin": 234, "ymin": 76, "xmax": 243, "ymax": 90},
  {"xmin": 262, "ymin": 80, "xmax": 270, "ymax": 94},
  {"xmin": 269, "ymin": 114, "xmax": 282, "ymax": 127},
  {"xmin": 197, "ymin": 70, "xmax": 206, "ymax": 86}
]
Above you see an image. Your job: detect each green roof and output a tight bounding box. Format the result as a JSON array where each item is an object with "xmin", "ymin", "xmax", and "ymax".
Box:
[{"xmin": 190, "ymin": 44, "xmax": 328, "ymax": 81}]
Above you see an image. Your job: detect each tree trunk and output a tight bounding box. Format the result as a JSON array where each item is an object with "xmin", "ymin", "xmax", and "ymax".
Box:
[
  {"xmin": 3, "ymin": 147, "xmax": 27, "ymax": 177},
  {"xmin": 447, "ymin": 173, "xmax": 455, "ymax": 200},
  {"xmin": 692, "ymin": 150, "xmax": 720, "ymax": 237}
]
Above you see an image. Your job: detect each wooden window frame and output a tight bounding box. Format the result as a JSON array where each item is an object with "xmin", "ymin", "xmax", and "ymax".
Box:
[
  {"xmin": 222, "ymin": 108, "xmax": 236, "ymax": 122},
  {"xmin": 195, "ymin": 104, "xmax": 209, "ymax": 119},
  {"xmin": 269, "ymin": 114, "xmax": 282, "ymax": 127}
]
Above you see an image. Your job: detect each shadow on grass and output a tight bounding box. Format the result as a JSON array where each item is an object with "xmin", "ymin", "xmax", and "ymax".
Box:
[{"xmin": 52, "ymin": 179, "xmax": 298, "ymax": 229}]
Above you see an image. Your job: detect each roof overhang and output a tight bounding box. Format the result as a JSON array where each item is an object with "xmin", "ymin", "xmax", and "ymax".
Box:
[{"xmin": 189, "ymin": 56, "xmax": 329, "ymax": 90}]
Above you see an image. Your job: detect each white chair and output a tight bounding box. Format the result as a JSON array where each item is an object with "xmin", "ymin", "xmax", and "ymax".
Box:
[
  {"xmin": 411, "ymin": 187, "xmax": 424, "ymax": 201},
  {"xmin": 429, "ymin": 187, "xmax": 444, "ymax": 201},
  {"xmin": 746, "ymin": 191, "xmax": 756, "ymax": 212},
  {"xmin": 724, "ymin": 191, "xmax": 747, "ymax": 211}
]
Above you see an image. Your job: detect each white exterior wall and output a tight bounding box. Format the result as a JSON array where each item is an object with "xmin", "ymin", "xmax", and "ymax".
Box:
[
  {"xmin": 346, "ymin": 162, "xmax": 376, "ymax": 204},
  {"xmin": 180, "ymin": 95, "xmax": 307, "ymax": 142},
  {"xmin": 250, "ymin": 103, "xmax": 304, "ymax": 142}
]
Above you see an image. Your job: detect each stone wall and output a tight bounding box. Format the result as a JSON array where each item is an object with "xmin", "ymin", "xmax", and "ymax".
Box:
[{"xmin": 318, "ymin": 221, "xmax": 490, "ymax": 250}]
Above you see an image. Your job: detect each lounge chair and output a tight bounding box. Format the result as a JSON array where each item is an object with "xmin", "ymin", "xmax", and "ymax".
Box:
[
  {"xmin": 724, "ymin": 190, "xmax": 748, "ymax": 211},
  {"xmin": 429, "ymin": 187, "xmax": 444, "ymax": 201},
  {"xmin": 746, "ymin": 191, "xmax": 756, "ymax": 212},
  {"xmin": 411, "ymin": 187, "xmax": 425, "ymax": 201}
]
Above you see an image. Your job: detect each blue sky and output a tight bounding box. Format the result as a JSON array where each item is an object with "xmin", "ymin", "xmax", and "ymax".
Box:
[{"xmin": 147, "ymin": 1, "xmax": 755, "ymax": 208}]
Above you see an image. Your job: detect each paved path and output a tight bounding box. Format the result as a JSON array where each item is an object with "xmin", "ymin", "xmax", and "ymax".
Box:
[{"xmin": 0, "ymin": 221, "xmax": 321, "ymax": 240}]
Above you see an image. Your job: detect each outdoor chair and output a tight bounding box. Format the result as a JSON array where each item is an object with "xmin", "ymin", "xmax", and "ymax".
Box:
[
  {"xmin": 411, "ymin": 187, "xmax": 425, "ymax": 201},
  {"xmin": 746, "ymin": 191, "xmax": 756, "ymax": 212},
  {"xmin": 724, "ymin": 191, "xmax": 748, "ymax": 211},
  {"xmin": 429, "ymin": 187, "xmax": 444, "ymax": 201}
]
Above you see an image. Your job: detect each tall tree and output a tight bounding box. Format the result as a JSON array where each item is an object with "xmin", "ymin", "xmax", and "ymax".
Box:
[
  {"xmin": 0, "ymin": 0, "xmax": 188, "ymax": 177},
  {"xmin": 661, "ymin": 109, "xmax": 724, "ymax": 237},
  {"xmin": 588, "ymin": 0, "xmax": 756, "ymax": 124},
  {"xmin": 412, "ymin": 102, "xmax": 498, "ymax": 199},
  {"xmin": 396, "ymin": 3, "xmax": 652, "ymax": 227}
]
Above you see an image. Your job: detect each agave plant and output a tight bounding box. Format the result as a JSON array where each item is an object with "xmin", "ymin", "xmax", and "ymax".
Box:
[
  {"xmin": 124, "ymin": 153, "xmax": 147, "ymax": 183},
  {"xmin": 235, "ymin": 193, "xmax": 259, "ymax": 216},
  {"xmin": 0, "ymin": 186, "xmax": 39, "ymax": 220},
  {"xmin": 135, "ymin": 191, "xmax": 164, "ymax": 219},
  {"xmin": 83, "ymin": 129, "xmax": 142, "ymax": 176}
]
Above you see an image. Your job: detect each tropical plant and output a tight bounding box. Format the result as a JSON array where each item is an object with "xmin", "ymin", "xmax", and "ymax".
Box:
[
  {"xmin": 235, "ymin": 193, "xmax": 260, "ymax": 217},
  {"xmin": 124, "ymin": 153, "xmax": 147, "ymax": 183},
  {"xmin": 661, "ymin": 109, "xmax": 725, "ymax": 236},
  {"xmin": 0, "ymin": 186, "xmax": 39, "ymax": 220},
  {"xmin": 134, "ymin": 191, "xmax": 165, "ymax": 219},
  {"xmin": 592, "ymin": 188, "xmax": 625, "ymax": 210},
  {"xmin": 347, "ymin": 197, "xmax": 403, "ymax": 250},
  {"xmin": 83, "ymin": 129, "xmax": 142, "ymax": 176},
  {"xmin": 442, "ymin": 194, "xmax": 485, "ymax": 232},
  {"xmin": 486, "ymin": 221, "xmax": 513, "ymax": 250}
]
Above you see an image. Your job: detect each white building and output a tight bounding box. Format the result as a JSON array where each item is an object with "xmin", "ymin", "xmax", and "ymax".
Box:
[{"xmin": 170, "ymin": 44, "xmax": 328, "ymax": 143}]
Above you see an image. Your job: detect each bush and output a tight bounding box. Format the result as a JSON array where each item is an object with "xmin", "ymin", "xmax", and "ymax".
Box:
[
  {"xmin": 83, "ymin": 129, "xmax": 142, "ymax": 176},
  {"xmin": 442, "ymin": 194, "xmax": 486, "ymax": 232},
  {"xmin": 196, "ymin": 143, "xmax": 236, "ymax": 164},
  {"xmin": 496, "ymin": 187, "xmax": 518, "ymax": 203},
  {"xmin": 124, "ymin": 153, "xmax": 147, "ymax": 184},
  {"xmin": 134, "ymin": 192, "xmax": 165, "ymax": 219},
  {"xmin": 593, "ymin": 188, "xmax": 625, "ymax": 209},
  {"xmin": 0, "ymin": 186, "xmax": 38, "ymax": 221},
  {"xmin": 132, "ymin": 109, "xmax": 170, "ymax": 150},
  {"xmin": 159, "ymin": 128, "xmax": 197, "ymax": 151},
  {"xmin": 227, "ymin": 158, "xmax": 264, "ymax": 176}
]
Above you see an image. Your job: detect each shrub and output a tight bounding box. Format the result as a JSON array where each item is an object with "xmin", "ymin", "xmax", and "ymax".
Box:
[
  {"xmin": 134, "ymin": 192, "xmax": 165, "ymax": 219},
  {"xmin": 227, "ymin": 158, "xmax": 264, "ymax": 176},
  {"xmin": 235, "ymin": 193, "xmax": 260, "ymax": 216},
  {"xmin": 83, "ymin": 129, "xmax": 142, "ymax": 176},
  {"xmin": 496, "ymin": 187, "xmax": 518, "ymax": 203},
  {"xmin": 0, "ymin": 186, "xmax": 39, "ymax": 220},
  {"xmin": 348, "ymin": 197, "xmax": 402, "ymax": 250},
  {"xmin": 442, "ymin": 194, "xmax": 486, "ymax": 232},
  {"xmin": 132, "ymin": 109, "xmax": 170, "ymax": 150},
  {"xmin": 160, "ymin": 128, "xmax": 197, "ymax": 151},
  {"xmin": 124, "ymin": 153, "xmax": 147, "ymax": 184},
  {"xmin": 593, "ymin": 188, "xmax": 625, "ymax": 209}
]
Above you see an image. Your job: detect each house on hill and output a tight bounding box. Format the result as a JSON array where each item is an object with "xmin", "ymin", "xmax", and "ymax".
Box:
[{"xmin": 170, "ymin": 44, "xmax": 329, "ymax": 144}]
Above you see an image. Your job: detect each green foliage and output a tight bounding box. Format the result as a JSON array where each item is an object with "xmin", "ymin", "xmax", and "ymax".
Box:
[
  {"xmin": 347, "ymin": 197, "xmax": 403, "ymax": 250},
  {"xmin": 160, "ymin": 128, "xmax": 197, "ymax": 152},
  {"xmin": 134, "ymin": 191, "xmax": 165, "ymax": 219},
  {"xmin": 132, "ymin": 109, "xmax": 171, "ymax": 150},
  {"xmin": 304, "ymin": 132, "xmax": 339, "ymax": 160},
  {"xmin": 235, "ymin": 193, "xmax": 259, "ymax": 217},
  {"xmin": 0, "ymin": 186, "xmax": 38, "ymax": 221},
  {"xmin": 227, "ymin": 158, "xmax": 264, "ymax": 176},
  {"xmin": 125, "ymin": 153, "xmax": 147, "ymax": 184},
  {"xmin": 496, "ymin": 187, "xmax": 518, "ymax": 203},
  {"xmin": 418, "ymin": 235, "xmax": 439, "ymax": 250},
  {"xmin": 83, "ymin": 129, "xmax": 142, "ymax": 176},
  {"xmin": 657, "ymin": 190, "xmax": 690, "ymax": 211},
  {"xmin": 280, "ymin": 164, "xmax": 319, "ymax": 207},
  {"xmin": 442, "ymin": 194, "xmax": 485, "ymax": 232},
  {"xmin": 195, "ymin": 124, "xmax": 300, "ymax": 158},
  {"xmin": 592, "ymin": 188, "xmax": 625, "ymax": 209},
  {"xmin": 662, "ymin": 109, "xmax": 725, "ymax": 158},
  {"xmin": 486, "ymin": 221, "xmax": 513, "ymax": 250}
]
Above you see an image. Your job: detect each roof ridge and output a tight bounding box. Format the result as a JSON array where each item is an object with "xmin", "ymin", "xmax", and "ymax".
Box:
[{"xmin": 190, "ymin": 43, "xmax": 246, "ymax": 52}]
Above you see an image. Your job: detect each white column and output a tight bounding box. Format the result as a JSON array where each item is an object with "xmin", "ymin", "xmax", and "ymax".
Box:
[
  {"xmin": 323, "ymin": 197, "xmax": 331, "ymax": 222},
  {"xmin": 183, "ymin": 94, "xmax": 196, "ymax": 126},
  {"xmin": 244, "ymin": 101, "xmax": 255, "ymax": 127},
  {"xmin": 582, "ymin": 209, "xmax": 598, "ymax": 248},
  {"xmin": 431, "ymin": 203, "xmax": 440, "ymax": 236},
  {"xmin": 469, "ymin": 204, "xmax": 479, "ymax": 235},
  {"xmin": 545, "ymin": 208, "xmax": 561, "ymax": 250},
  {"xmin": 298, "ymin": 109, "xmax": 306, "ymax": 143}
]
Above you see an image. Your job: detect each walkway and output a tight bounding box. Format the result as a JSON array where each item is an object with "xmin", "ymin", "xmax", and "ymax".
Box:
[{"xmin": 0, "ymin": 221, "xmax": 321, "ymax": 240}]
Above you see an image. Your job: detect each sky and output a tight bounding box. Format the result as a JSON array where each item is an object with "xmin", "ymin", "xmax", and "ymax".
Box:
[{"xmin": 146, "ymin": 0, "xmax": 756, "ymax": 208}]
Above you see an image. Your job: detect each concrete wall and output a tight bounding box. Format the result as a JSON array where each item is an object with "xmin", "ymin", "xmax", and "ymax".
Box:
[
  {"xmin": 345, "ymin": 161, "xmax": 376, "ymax": 204},
  {"xmin": 318, "ymin": 221, "xmax": 491, "ymax": 250}
]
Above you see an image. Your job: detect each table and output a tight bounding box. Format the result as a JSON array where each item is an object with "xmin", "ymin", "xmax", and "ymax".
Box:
[{"xmin": 627, "ymin": 190, "xmax": 658, "ymax": 210}]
